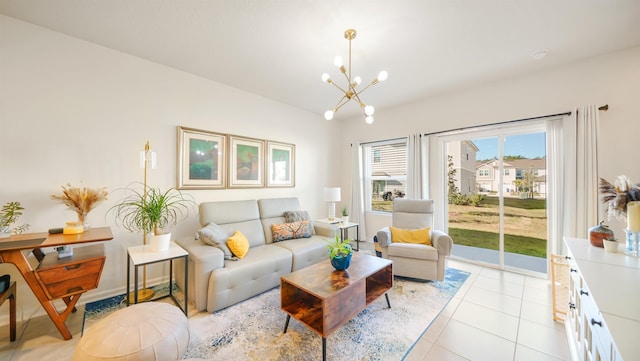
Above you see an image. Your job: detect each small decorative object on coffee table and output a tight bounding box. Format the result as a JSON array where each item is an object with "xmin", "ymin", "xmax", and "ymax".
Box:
[{"xmin": 327, "ymin": 234, "xmax": 353, "ymax": 271}]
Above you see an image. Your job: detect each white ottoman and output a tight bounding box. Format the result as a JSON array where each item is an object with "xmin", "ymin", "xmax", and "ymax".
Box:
[{"xmin": 74, "ymin": 302, "xmax": 190, "ymax": 361}]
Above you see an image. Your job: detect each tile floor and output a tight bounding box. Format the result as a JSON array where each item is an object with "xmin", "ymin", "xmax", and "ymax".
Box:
[
  {"xmin": 405, "ymin": 259, "xmax": 570, "ymax": 361},
  {"xmin": 0, "ymin": 257, "xmax": 570, "ymax": 361}
]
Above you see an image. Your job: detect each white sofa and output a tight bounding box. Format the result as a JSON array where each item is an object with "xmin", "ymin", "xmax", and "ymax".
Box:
[{"xmin": 175, "ymin": 197, "xmax": 331, "ymax": 312}]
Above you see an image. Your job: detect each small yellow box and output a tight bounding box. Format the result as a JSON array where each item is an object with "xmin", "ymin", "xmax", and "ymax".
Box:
[{"xmin": 63, "ymin": 222, "xmax": 84, "ymax": 235}]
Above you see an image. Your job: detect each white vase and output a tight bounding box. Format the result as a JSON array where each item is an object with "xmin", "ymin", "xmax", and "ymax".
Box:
[
  {"xmin": 149, "ymin": 233, "xmax": 172, "ymax": 252},
  {"xmin": 342, "ymin": 216, "xmax": 349, "ymax": 225}
]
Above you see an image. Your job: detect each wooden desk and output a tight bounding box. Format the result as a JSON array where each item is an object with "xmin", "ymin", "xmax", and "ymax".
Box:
[{"xmin": 0, "ymin": 227, "xmax": 113, "ymax": 340}]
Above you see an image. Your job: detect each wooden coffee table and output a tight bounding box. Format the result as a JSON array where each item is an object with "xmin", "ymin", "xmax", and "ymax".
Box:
[{"xmin": 280, "ymin": 253, "xmax": 393, "ymax": 361}]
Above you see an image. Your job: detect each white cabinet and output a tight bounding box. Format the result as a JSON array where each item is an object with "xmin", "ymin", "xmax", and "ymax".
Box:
[{"xmin": 564, "ymin": 238, "xmax": 640, "ymax": 361}]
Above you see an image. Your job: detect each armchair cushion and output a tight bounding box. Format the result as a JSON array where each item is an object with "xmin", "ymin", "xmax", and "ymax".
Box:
[
  {"xmin": 387, "ymin": 243, "xmax": 438, "ymax": 261},
  {"xmin": 389, "ymin": 226, "xmax": 432, "ymax": 246}
]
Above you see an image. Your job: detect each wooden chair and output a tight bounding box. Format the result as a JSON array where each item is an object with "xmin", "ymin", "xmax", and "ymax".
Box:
[{"xmin": 0, "ymin": 278, "xmax": 17, "ymax": 341}]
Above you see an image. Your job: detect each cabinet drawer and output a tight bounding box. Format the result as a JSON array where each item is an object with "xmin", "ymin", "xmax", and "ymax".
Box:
[
  {"xmin": 36, "ymin": 258, "xmax": 105, "ymax": 284},
  {"xmin": 40, "ymin": 272, "xmax": 102, "ymax": 299}
]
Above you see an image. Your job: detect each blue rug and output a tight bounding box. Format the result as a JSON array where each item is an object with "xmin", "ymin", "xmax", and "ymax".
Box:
[
  {"xmin": 83, "ymin": 268, "xmax": 469, "ymax": 360},
  {"xmin": 183, "ymin": 267, "xmax": 469, "ymax": 361}
]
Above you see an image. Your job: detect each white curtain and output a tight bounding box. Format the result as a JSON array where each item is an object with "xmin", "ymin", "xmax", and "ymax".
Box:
[
  {"xmin": 406, "ymin": 133, "xmax": 430, "ymax": 199},
  {"xmin": 548, "ymin": 105, "xmax": 600, "ymax": 253},
  {"xmin": 350, "ymin": 142, "xmax": 366, "ymax": 240}
]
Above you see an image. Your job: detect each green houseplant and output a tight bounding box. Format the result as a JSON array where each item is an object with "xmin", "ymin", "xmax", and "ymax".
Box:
[
  {"xmin": 109, "ymin": 184, "xmax": 196, "ymax": 251},
  {"xmin": 0, "ymin": 201, "xmax": 30, "ymax": 238},
  {"xmin": 326, "ymin": 233, "xmax": 353, "ymax": 270},
  {"xmin": 341, "ymin": 205, "xmax": 349, "ymax": 224}
]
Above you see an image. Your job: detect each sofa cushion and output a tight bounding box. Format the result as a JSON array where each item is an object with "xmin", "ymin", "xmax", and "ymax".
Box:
[
  {"xmin": 387, "ymin": 242, "xmax": 438, "ymax": 261},
  {"xmin": 283, "ymin": 210, "xmax": 315, "ymax": 235},
  {"xmin": 198, "ymin": 223, "xmax": 234, "ymax": 260},
  {"xmin": 227, "ymin": 231, "xmax": 250, "ymax": 259},
  {"xmin": 258, "ymin": 198, "xmax": 301, "ymax": 243},
  {"xmin": 390, "ymin": 226, "xmax": 432, "ymax": 246},
  {"xmin": 271, "ymin": 220, "xmax": 311, "ymax": 242},
  {"xmin": 272, "ymin": 236, "xmax": 329, "ymax": 271}
]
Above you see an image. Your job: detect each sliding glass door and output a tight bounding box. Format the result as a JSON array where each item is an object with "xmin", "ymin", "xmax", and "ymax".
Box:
[{"xmin": 443, "ymin": 124, "xmax": 548, "ymax": 274}]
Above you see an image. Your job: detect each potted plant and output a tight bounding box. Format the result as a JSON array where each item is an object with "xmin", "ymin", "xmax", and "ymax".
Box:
[
  {"xmin": 341, "ymin": 206, "xmax": 349, "ymax": 224},
  {"xmin": 326, "ymin": 233, "xmax": 353, "ymax": 271},
  {"xmin": 0, "ymin": 201, "xmax": 30, "ymax": 238},
  {"xmin": 109, "ymin": 184, "xmax": 196, "ymax": 251}
]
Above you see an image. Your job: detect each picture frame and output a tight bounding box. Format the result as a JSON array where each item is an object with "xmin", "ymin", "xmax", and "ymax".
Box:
[
  {"xmin": 177, "ymin": 126, "xmax": 226, "ymax": 189},
  {"xmin": 266, "ymin": 141, "xmax": 295, "ymax": 187},
  {"xmin": 228, "ymin": 135, "xmax": 265, "ymax": 188}
]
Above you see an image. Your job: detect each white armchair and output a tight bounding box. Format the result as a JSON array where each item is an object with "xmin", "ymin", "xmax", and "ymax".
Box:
[{"xmin": 375, "ymin": 199, "xmax": 452, "ymax": 281}]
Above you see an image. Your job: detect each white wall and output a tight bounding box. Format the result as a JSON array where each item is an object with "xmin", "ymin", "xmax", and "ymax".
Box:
[
  {"xmin": 0, "ymin": 15, "xmax": 340, "ymax": 322},
  {"xmin": 341, "ymin": 46, "xmax": 640, "ymax": 241}
]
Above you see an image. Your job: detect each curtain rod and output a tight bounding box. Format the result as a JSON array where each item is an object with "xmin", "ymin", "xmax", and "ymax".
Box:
[{"xmin": 423, "ymin": 104, "xmax": 608, "ymax": 137}]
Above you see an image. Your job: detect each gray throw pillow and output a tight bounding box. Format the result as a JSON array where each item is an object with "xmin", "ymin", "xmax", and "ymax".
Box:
[
  {"xmin": 198, "ymin": 222, "xmax": 233, "ymax": 260},
  {"xmin": 283, "ymin": 210, "xmax": 315, "ymax": 235}
]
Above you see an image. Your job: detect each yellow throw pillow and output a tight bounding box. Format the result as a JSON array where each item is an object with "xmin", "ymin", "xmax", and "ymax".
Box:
[
  {"xmin": 390, "ymin": 226, "xmax": 432, "ymax": 246},
  {"xmin": 227, "ymin": 230, "xmax": 250, "ymax": 259}
]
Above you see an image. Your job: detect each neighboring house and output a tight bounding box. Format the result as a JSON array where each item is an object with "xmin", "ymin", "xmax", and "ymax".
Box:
[
  {"xmin": 447, "ymin": 140, "xmax": 479, "ymax": 195},
  {"xmin": 370, "ymin": 142, "xmax": 407, "ymax": 199},
  {"xmin": 476, "ymin": 158, "xmax": 546, "ymax": 197}
]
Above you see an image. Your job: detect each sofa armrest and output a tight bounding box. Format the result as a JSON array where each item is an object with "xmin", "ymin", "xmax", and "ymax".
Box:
[
  {"xmin": 314, "ymin": 223, "xmax": 337, "ymax": 238},
  {"xmin": 376, "ymin": 227, "xmax": 391, "ymax": 248},
  {"xmin": 174, "ymin": 236, "xmax": 225, "ymax": 312},
  {"xmin": 431, "ymin": 230, "xmax": 453, "ymax": 256}
]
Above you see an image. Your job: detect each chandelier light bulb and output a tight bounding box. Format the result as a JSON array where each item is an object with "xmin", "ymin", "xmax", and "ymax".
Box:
[
  {"xmin": 364, "ymin": 105, "xmax": 375, "ymax": 116},
  {"xmin": 321, "ymin": 73, "xmax": 331, "ymax": 83},
  {"xmin": 353, "ymin": 76, "xmax": 362, "ymax": 86},
  {"xmin": 365, "ymin": 116, "xmax": 374, "ymax": 124},
  {"xmin": 333, "ymin": 56, "xmax": 343, "ymax": 68},
  {"xmin": 377, "ymin": 71, "xmax": 389, "ymax": 82},
  {"xmin": 324, "ymin": 110, "xmax": 334, "ymax": 120}
]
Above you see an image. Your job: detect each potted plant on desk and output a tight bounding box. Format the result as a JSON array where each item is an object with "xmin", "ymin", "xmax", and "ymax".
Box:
[
  {"xmin": 327, "ymin": 233, "xmax": 353, "ymax": 271},
  {"xmin": 109, "ymin": 184, "xmax": 196, "ymax": 251},
  {"xmin": 0, "ymin": 201, "xmax": 29, "ymax": 238}
]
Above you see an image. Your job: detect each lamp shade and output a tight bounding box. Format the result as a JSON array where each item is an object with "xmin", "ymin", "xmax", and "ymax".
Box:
[{"xmin": 324, "ymin": 187, "xmax": 341, "ymax": 202}]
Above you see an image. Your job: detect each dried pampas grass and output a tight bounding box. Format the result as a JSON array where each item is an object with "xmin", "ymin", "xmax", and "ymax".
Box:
[{"xmin": 51, "ymin": 183, "xmax": 108, "ymax": 222}]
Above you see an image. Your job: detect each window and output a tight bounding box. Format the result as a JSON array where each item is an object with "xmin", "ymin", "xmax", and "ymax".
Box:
[
  {"xmin": 363, "ymin": 139, "xmax": 407, "ymax": 212},
  {"xmin": 373, "ymin": 149, "xmax": 381, "ymax": 163},
  {"xmin": 504, "ymin": 169, "xmax": 510, "ymax": 176}
]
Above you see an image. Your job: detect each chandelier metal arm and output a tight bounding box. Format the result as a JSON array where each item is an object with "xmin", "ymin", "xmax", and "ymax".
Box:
[
  {"xmin": 332, "ymin": 95, "xmax": 351, "ymax": 113},
  {"xmin": 327, "ymin": 80, "xmax": 351, "ymax": 97},
  {"xmin": 322, "ymin": 28, "xmax": 386, "ymax": 124}
]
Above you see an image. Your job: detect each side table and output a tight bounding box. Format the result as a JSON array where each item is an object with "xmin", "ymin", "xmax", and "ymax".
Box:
[
  {"xmin": 126, "ymin": 241, "xmax": 188, "ymax": 315},
  {"xmin": 315, "ymin": 219, "xmax": 360, "ymax": 251}
]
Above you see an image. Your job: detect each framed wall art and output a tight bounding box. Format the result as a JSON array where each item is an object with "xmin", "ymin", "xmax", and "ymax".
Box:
[
  {"xmin": 177, "ymin": 126, "xmax": 226, "ymax": 189},
  {"xmin": 266, "ymin": 141, "xmax": 295, "ymax": 187},
  {"xmin": 228, "ymin": 135, "xmax": 264, "ymax": 188}
]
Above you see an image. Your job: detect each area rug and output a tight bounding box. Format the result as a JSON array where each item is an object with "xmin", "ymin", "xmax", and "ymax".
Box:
[{"xmin": 84, "ymin": 267, "xmax": 468, "ymax": 361}]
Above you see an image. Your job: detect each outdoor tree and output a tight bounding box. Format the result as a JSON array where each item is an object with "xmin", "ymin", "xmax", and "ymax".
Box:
[
  {"xmin": 523, "ymin": 168, "xmax": 536, "ymax": 199},
  {"xmin": 447, "ymin": 155, "xmax": 459, "ymax": 203}
]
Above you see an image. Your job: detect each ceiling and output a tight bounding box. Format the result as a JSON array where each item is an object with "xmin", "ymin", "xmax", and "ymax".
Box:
[{"xmin": 2, "ymin": 0, "xmax": 640, "ymax": 121}]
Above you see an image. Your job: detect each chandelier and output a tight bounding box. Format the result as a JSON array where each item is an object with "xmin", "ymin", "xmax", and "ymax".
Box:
[{"xmin": 321, "ymin": 29, "xmax": 388, "ymax": 124}]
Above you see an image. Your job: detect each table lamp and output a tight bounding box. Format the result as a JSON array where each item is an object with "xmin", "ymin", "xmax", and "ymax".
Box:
[{"xmin": 324, "ymin": 187, "xmax": 341, "ymax": 221}]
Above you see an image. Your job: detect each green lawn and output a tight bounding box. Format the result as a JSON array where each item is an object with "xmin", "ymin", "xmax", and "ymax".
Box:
[
  {"xmin": 448, "ymin": 228, "xmax": 547, "ymax": 258},
  {"xmin": 480, "ymin": 196, "xmax": 546, "ymax": 209}
]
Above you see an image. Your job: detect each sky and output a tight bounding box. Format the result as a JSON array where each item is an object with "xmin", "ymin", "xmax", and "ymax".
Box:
[{"xmin": 473, "ymin": 132, "xmax": 546, "ymax": 160}]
